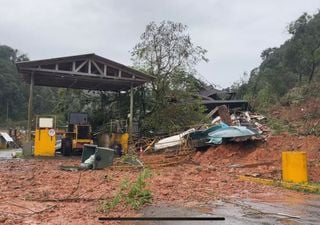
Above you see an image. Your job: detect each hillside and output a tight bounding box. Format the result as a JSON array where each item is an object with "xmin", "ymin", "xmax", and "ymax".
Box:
[{"xmin": 233, "ymin": 11, "xmax": 320, "ymax": 112}]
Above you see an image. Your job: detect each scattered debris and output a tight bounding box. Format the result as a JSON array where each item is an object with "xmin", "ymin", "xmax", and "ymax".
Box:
[
  {"xmin": 1, "ymin": 132, "xmax": 320, "ymax": 224},
  {"xmin": 0, "ymin": 132, "xmax": 15, "ymax": 149},
  {"xmin": 154, "ymin": 128, "xmax": 195, "ymax": 151},
  {"xmin": 80, "ymin": 154, "xmax": 95, "ymax": 169},
  {"xmin": 59, "ymin": 165, "xmax": 83, "ymax": 172},
  {"xmin": 207, "ymin": 124, "xmax": 260, "ymax": 144},
  {"xmin": 217, "ymin": 105, "xmax": 233, "ymax": 125},
  {"xmin": 82, "ymin": 146, "xmax": 115, "ymax": 169},
  {"xmin": 152, "ymin": 105, "xmax": 269, "ymax": 151}
]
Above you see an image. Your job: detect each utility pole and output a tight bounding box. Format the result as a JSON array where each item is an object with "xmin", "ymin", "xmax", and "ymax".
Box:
[
  {"xmin": 129, "ymin": 83, "xmax": 134, "ymax": 143},
  {"xmin": 27, "ymin": 72, "xmax": 34, "ymax": 141},
  {"xmin": 6, "ymin": 101, "xmax": 9, "ymax": 124}
]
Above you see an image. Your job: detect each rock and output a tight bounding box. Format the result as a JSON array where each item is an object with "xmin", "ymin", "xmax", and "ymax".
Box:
[
  {"xmin": 0, "ymin": 216, "xmax": 8, "ymax": 223},
  {"xmin": 165, "ymin": 183, "xmax": 174, "ymax": 188},
  {"xmin": 162, "ymin": 190, "xmax": 170, "ymax": 196},
  {"xmin": 195, "ymin": 166, "xmax": 203, "ymax": 172},
  {"xmin": 245, "ymin": 172, "xmax": 261, "ymax": 177},
  {"xmin": 228, "ymin": 164, "xmax": 242, "ymax": 168}
]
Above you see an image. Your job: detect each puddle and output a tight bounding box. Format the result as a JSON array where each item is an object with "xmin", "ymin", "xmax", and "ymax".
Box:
[
  {"xmin": 138, "ymin": 195, "xmax": 320, "ymax": 225},
  {"xmin": 137, "ymin": 204, "xmax": 215, "ymax": 225}
]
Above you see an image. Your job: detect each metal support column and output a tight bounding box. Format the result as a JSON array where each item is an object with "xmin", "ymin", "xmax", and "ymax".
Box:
[
  {"xmin": 129, "ymin": 83, "xmax": 134, "ymax": 142},
  {"xmin": 27, "ymin": 73, "xmax": 34, "ymax": 141}
]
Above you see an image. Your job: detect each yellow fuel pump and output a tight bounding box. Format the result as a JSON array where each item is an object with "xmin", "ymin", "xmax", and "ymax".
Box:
[{"xmin": 34, "ymin": 116, "xmax": 56, "ymax": 156}]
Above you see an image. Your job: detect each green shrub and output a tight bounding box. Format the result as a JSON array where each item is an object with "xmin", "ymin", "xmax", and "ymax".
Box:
[{"xmin": 98, "ymin": 168, "xmax": 152, "ymax": 213}]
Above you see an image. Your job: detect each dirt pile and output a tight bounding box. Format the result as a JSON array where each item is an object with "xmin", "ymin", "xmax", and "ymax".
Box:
[
  {"xmin": 270, "ymin": 97, "xmax": 320, "ymax": 135},
  {"xmin": 1, "ymin": 134, "xmax": 319, "ymax": 224},
  {"xmin": 0, "ymin": 150, "xmax": 299, "ymax": 224},
  {"xmin": 193, "ymin": 134, "xmax": 320, "ymax": 182}
]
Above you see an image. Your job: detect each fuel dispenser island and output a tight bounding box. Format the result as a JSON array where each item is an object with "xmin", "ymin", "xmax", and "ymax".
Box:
[{"xmin": 34, "ymin": 116, "xmax": 56, "ymax": 156}]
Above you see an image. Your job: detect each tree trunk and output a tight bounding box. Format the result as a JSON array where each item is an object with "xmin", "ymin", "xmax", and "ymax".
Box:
[
  {"xmin": 308, "ymin": 62, "xmax": 316, "ymax": 83},
  {"xmin": 299, "ymin": 73, "xmax": 302, "ymax": 83}
]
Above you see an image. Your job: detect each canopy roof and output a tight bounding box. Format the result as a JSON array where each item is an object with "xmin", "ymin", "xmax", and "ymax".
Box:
[{"xmin": 16, "ymin": 53, "xmax": 154, "ymax": 91}]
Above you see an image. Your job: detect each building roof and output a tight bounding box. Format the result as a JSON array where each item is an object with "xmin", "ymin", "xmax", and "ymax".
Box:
[
  {"xmin": 16, "ymin": 53, "xmax": 154, "ymax": 91},
  {"xmin": 202, "ymin": 100, "xmax": 250, "ymax": 111}
]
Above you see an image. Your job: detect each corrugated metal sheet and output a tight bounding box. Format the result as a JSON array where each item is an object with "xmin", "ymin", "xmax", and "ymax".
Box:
[{"xmin": 0, "ymin": 132, "xmax": 13, "ymax": 142}]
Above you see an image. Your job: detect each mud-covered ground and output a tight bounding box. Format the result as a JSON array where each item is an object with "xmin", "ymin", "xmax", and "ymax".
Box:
[{"xmin": 0, "ymin": 134, "xmax": 319, "ymax": 224}]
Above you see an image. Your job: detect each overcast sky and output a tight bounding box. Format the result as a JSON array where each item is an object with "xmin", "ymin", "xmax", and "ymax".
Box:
[{"xmin": 0, "ymin": 0, "xmax": 319, "ymax": 88}]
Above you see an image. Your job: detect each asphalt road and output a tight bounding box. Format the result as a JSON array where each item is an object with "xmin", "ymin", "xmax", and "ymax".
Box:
[{"xmin": 138, "ymin": 194, "xmax": 320, "ymax": 225}]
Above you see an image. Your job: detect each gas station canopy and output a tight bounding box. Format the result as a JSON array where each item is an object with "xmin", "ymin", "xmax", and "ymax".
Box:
[
  {"xmin": 16, "ymin": 53, "xmax": 154, "ymax": 91},
  {"xmin": 16, "ymin": 53, "xmax": 154, "ymax": 141}
]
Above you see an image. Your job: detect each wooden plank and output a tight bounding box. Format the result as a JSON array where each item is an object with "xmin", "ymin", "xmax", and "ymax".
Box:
[
  {"xmin": 23, "ymin": 68, "xmax": 146, "ymax": 82},
  {"xmin": 75, "ymin": 60, "xmax": 88, "ymax": 72},
  {"xmin": 129, "ymin": 83, "xmax": 134, "ymax": 143},
  {"xmin": 91, "ymin": 60, "xmax": 104, "ymax": 75},
  {"xmin": 27, "ymin": 73, "xmax": 34, "ymax": 141},
  {"xmin": 103, "ymin": 64, "xmax": 107, "ymax": 76},
  {"xmin": 88, "ymin": 60, "xmax": 91, "ymax": 74},
  {"xmin": 72, "ymin": 61, "xmax": 76, "ymax": 71},
  {"xmin": 93, "ymin": 58, "xmax": 153, "ymax": 81}
]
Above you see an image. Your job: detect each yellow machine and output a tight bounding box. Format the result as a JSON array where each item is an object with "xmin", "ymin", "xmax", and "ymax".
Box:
[
  {"xmin": 34, "ymin": 116, "xmax": 56, "ymax": 156},
  {"xmin": 110, "ymin": 132, "xmax": 129, "ymax": 154},
  {"xmin": 108, "ymin": 119, "xmax": 129, "ymax": 154},
  {"xmin": 61, "ymin": 112, "xmax": 93, "ymax": 156}
]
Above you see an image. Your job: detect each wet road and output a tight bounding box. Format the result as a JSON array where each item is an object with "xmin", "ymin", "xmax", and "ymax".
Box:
[{"xmin": 139, "ymin": 194, "xmax": 320, "ymax": 225}]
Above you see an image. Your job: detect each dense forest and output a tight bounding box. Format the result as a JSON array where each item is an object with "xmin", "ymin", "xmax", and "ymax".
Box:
[
  {"xmin": 1, "ymin": 11, "xmax": 320, "ymax": 134},
  {"xmin": 233, "ymin": 11, "xmax": 320, "ymax": 111},
  {"xmin": 0, "ymin": 46, "xmax": 68, "ymax": 126},
  {"xmin": 0, "ymin": 47, "xmax": 60, "ymax": 123}
]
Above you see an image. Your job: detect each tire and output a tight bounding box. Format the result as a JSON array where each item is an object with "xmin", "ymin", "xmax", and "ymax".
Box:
[{"xmin": 62, "ymin": 138, "xmax": 72, "ymax": 156}]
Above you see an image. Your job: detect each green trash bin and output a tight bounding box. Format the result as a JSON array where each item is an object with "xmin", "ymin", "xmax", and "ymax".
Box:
[
  {"xmin": 93, "ymin": 147, "xmax": 115, "ymax": 169},
  {"xmin": 81, "ymin": 144, "xmax": 97, "ymax": 163}
]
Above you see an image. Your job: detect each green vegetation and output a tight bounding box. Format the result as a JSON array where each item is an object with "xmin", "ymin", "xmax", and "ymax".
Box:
[
  {"xmin": 1, "ymin": 21, "xmax": 208, "ymax": 134},
  {"xmin": 0, "ymin": 46, "xmax": 28, "ymax": 123},
  {"xmin": 282, "ymin": 182, "xmax": 320, "ymax": 194},
  {"xmin": 233, "ymin": 11, "xmax": 320, "ymax": 112},
  {"xmin": 267, "ymin": 118, "xmax": 292, "ymax": 135},
  {"xmin": 131, "ymin": 21, "xmax": 209, "ymax": 134},
  {"xmin": 240, "ymin": 175, "xmax": 320, "ymax": 194},
  {"xmin": 0, "ymin": 45, "xmax": 61, "ymax": 126},
  {"xmin": 98, "ymin": 168, "xmax": 152, "ymax": 212}
]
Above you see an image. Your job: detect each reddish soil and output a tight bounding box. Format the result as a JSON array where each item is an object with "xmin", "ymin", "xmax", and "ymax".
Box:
[
  {"xmin": 193, "ymin": 134, "xmax": 320, "ymax": 182},
  {"xmin": 270, "ymin": 97, "xmax": 320, "ymax": 134},
  {"xmin": 0, "ymin": 133, "xmax": 319, "ymax": 224},
  {"xmin": 271, "ymin": 98, "xmax": 320, "ymax": 121}
]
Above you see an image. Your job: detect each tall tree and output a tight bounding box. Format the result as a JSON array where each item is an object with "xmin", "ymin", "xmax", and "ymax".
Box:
[
  {"xmin": 287, "ymin": 12, "xmax": 320, "ymax": 83},
  {"xmin": 232, "ymin": 11, "xmax": 320, "ymax": 111},
  {"xmin": 0, "ymin": 45, "xmax": 28, "ymax": 123},
  {"xmin": 131, "ymin": 21, "xmax": 208, "ymax": 133}
]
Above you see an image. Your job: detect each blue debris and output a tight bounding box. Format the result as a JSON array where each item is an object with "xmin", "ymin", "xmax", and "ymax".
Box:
[
  {"xmin": 188, "ymin": 122, "xmax": 260, "ymax": 147},
  {"xmin": 207, "ymin": 125, "xmax": 259, "ymax": 144}
]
